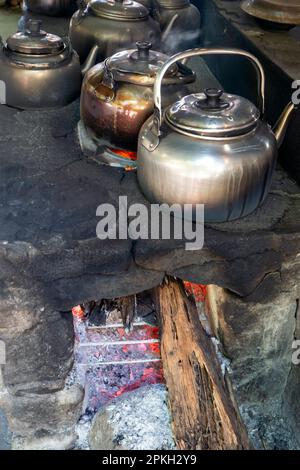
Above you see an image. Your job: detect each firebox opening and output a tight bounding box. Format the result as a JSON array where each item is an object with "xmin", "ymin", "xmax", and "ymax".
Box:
[{"xmin": 68, "ymin": 281, "xmax": 210, "ymax": 450}]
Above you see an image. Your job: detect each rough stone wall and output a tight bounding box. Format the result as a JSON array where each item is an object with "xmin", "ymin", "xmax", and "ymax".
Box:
[
  {"xmin": 283, "ymin": 295, "xmax": 300, "ymax": 442},
  {"xmin": 207, "ymin": 256, "xmax": 300, "ymax": 445},
  {"xmin": 0, "ymin": 92, "xmax": 299, "ymax": 450},
  {"xmin": 0, "ymin": 285, "xmax": 83, "ymax": 450}
]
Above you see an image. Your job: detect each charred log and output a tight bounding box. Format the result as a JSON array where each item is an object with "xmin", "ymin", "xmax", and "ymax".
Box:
[{"xmin": 153, "ymin": 277, "xmax": 251, "ymax": 450}]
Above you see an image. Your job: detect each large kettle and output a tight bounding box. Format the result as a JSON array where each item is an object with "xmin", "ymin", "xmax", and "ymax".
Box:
[
  {"xmin": 0, "ymin": 20, "xmax": 98, "ymax": 109},
  {"xmin": 24, "ymin": 0, "xmax": 77, "ymax": 16},
  {"xmin": 69, "ymin": 0, "xmax": 163, "ymax": 63},
  {"xmin": 80, "ymin": 41, "xmax": 196, "ymax": 152},
  {"xmin": 137, "ymin": 48, "xmax": 294, "ymax": 222}
]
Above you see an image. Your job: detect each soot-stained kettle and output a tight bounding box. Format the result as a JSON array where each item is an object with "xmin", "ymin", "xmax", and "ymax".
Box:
[
  {"xmin": 80, "ymin": 41, "xmax": 196, "ymax": 152},
  {"xmin": 137, "ymin": 48, "xmax": 295, "ymax": 222}
]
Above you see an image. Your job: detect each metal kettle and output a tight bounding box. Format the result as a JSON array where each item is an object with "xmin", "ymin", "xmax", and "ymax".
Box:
[
  {"xmin": 137, "ymin": 48, "xmax": 295, "ymax": 222},
  {"xmin": 69, "ymin": 0, "xmax": 163, "ymax": 63},
  {"xmin": 0, "ymin": 20, "xmax": 98, "ymax": 109},
  {"xmin": 80, "ymin": 41, "xmax": 196, "ymax": 152},
  {"xmin": 24, "ymin": 0, "xmax": 77, "ymax": 17}
]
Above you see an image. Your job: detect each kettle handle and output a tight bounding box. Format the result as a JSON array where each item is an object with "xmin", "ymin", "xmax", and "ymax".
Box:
[{"xmin": 153, "ymin": 47, "xmax": 265, "ymax": 134}]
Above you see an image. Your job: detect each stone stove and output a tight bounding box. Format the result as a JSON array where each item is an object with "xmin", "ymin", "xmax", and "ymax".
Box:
[
  {"xmin": 0, "ymin": 96, "xmax": 299, "ymax": 449},
  {"xmin": 0, "ymin": 2, "xmax": 299, "ymax": 451}
]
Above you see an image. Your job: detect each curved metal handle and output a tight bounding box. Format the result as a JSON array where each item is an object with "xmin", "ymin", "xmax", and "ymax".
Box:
[{"xmin": 153, "ymin": 47, "xmax": 266, "ymax": 134}]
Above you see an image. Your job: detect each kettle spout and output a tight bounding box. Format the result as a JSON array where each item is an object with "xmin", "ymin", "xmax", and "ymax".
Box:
[
  {"xmin": 273, "ymin": 102, "xmax": 295, "ymax": 148},
  {"xmin": 161, "ymin": 13, "xmax": 179, "ymax": 45},
  {"xmin": 81, "ymin": 44, "xmax": 99, "ymax": 77}
]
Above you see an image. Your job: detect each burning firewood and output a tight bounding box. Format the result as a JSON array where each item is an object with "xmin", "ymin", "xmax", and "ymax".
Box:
[{"xmin": 153, "ymin": 277, "xmax": 251, "ymax": 450}]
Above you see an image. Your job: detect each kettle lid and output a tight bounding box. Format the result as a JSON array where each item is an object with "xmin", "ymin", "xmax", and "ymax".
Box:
[
  {"xmin": 6, "ymin": 20, "xmax": 65, "ymax": 55},
  {"xmin": 165, "ymin": 88, "xmax": 260, "ymax": 138},
  {"xmin": 90, "ymin": 0, "xmax": 149, "ymax": 20},
  {"xmin": 106, "ymin": 42, "xmax": 179, "ymax": 78}
]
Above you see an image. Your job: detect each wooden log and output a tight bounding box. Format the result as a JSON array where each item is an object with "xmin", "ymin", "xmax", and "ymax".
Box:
[{"xmin": 152, "ymin": 277, "xmax": 251, "ymax": 450}]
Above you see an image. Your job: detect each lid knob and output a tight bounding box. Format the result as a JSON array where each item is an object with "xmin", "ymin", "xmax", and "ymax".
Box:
[
  {"xmin": 204, "ymin": 88, "xmax": 223, "ymax": 107},
  {"xmin": 27, "ymin": 19, "xmax": 42, "ymax": 36},
  {"xmin": 196, "ymin": 88, "xmax": 230, "ymax": 111},
  {"xmin": 136, "ymin": 41, "xmax": 152, "ymax": 60}
]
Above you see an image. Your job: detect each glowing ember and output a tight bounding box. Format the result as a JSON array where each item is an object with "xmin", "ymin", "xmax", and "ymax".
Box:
[
  {"xmin": 70, "ymin": 304, "xmax": 164, "ymax": 413},
  {"xmin": 184, "ymin": 281, "xmax": 207, "ymax": 302},
  {"xmin": 108, "ymin": 147, "xmax": 137, "ymax": 161},
  {"xmin": 71, "ymin": 286, "xmax": 206, "ymax": 415},
  {"xmin": 72, "ymin": 305, "xmax": 85, "ymax": 319}
]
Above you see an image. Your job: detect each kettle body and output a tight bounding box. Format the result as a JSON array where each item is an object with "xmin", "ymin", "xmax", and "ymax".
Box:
[
  {"xmin": 25, "ymin": 0, "xmax": 77, "ymax": 16},
  {"xmin": 69, "ymin": 0, "xmax": 161, "ymax": 63},
  {"xmin": 137, "ymin": 48, "xmax": 293, "ymax": 222},
  {"xmin": 80, "ymin": 42, "xmax": 195, "ymax": 151},
  {"xmin": 0, "ymin": 21, "xmax": 81, "ymax": 109}
]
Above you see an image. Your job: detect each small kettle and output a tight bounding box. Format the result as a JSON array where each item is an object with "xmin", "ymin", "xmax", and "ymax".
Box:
[
  {"xmin": 0, "ymin": 20, "xmax": 98, "ymax": 109},
  {"xmin": 137, "ymin": 48, "xmax": 295, "ymax": 222}
]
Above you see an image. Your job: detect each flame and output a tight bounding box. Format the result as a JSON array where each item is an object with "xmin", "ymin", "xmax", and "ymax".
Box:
[
  {"xmin": 108, "ymin": 147, "xmax": 137, "ymax": 161},
  {"xmin": 72, "ymin": 305, "xmax": 85, "ymax": 319},
  {"xmin": 184, "ymin": 281, "xmax": 207, "ymax": 302},
  {"xmin": 107, "ymin": 364, "xmax": 164, "ymax": 400},
  {"xmin": 72, "ymin": 302, "xmax": 164, "ymax": 410}
]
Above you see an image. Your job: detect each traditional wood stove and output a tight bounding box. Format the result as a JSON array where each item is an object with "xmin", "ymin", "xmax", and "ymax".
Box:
[{"xmin": 0, "ymin": 0, "xmax": 299, "ymax": 450}]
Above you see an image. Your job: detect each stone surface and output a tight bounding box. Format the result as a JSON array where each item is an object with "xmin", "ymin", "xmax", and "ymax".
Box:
[
  {"xmin": 0, "ymin": 91, "xmax": 300, "ymax": 451},
  {"xmin": 205, "ymin": 0, "xmax": 300, "ymax": 81},
  {"xmin": 89, "ymin": 384, "xmax": 175, "ymax": 450},
  {"xmin": 283, "ymin": 299, "xmax": 300, "ymax": 443},
  {"xmin": 0, "ymin": 11, "xmax": 299, "ymax": 449},
  {"xmin": 0, "ymin": 283, "xmax": 82, "ymax": 449},
  {"xmin": 0, "ymin": 285, "xmax": 74, "ymax": 394},
  {"xmin": 0, "ymin": 407, "xmax": 11, "ymax": 450},
  {"xmin": 0, "ymin": 81, "xmax": 299, "ymax": 312},
  {"xmin": 240, "ymin": 401, "xmax": 299, "ymax": 450},
  {"xmin": 207, "ymin": 278, "xmax": 300, "ymax": 447},
  {"xmin": 207, "ymin": 284, "xmax": 298, "ymax": 403}
]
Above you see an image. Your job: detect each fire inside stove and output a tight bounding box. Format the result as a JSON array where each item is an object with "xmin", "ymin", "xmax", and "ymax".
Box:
[
  {"xmin": 106, "ymin": 147, "xmax": 137, "ymax": 171},
  {"xmin": 70, "ymin": 283, "xmax": 207, "ymax": 414},
  {"xmin": 108, "ymin": 148, "xmax": 137, "ymax": 162},
  {"xmin": 71, "ymin": 296, "xmax": 163, "ymax": 412}
]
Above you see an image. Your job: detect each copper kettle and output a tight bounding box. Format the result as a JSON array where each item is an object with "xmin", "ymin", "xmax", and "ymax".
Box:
[{"xmin": 80, "ymin": 41, "xmax": 196, "ymax": 151}]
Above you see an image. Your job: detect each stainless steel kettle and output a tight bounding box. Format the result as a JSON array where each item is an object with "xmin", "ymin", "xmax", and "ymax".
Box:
[
  {"xmin": 137, "ymin": 48, "xmax": 294, "ymax": 222},
  {"xmin": 69, "ymin": 0, "xmax": 162, "ymax": 63},
  {"xmin": 24, "ymin": 0, "xmax": 77, "ymax": 17},
  {"xmin": 0, "ymin": 20, "xmax": 98, "ymax": 109}
]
